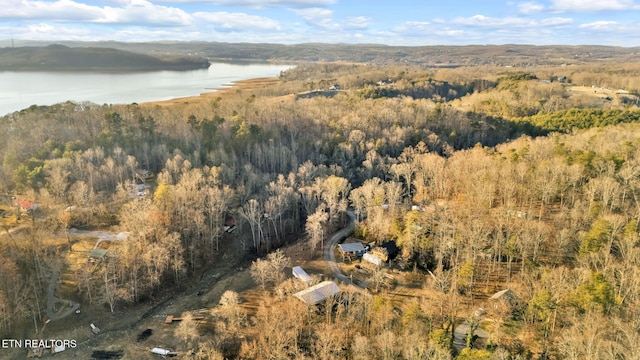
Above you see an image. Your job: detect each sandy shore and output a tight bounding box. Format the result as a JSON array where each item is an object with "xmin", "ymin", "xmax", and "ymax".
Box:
[{"xmin": 142, "ymin": 77, "xmax": 280, "ymax": 107}]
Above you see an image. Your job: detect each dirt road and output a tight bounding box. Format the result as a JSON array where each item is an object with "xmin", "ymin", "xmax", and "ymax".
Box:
[
  {"xmin": 45, "ymin": 269, "xmax": 80, "ymax": 321},
  {"xmin": 323, "ymin": 211, "xmax": 356, "ymax": 284}
]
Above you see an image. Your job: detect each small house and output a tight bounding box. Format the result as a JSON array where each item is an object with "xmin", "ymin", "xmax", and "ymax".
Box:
[
  {"xmin": 134, "ymin": 169, "xmax": 153, "ymax": 182},
  {"xmin": 292, "ymin": 266, "xmax": 312, "ymax": 285},
  {"xmin": 17, "ymin": 198, "xmax": 39, "ymax": 213},
  {"xmin": 338, "ymin": 242, "xmax": 366, "ymax": 257},
  {"xmin": 489, "ymin": 289, "xmax": 518, "ymax": 314},
  {"xmin": 489, "ymin": 289, "xmax": 516, "ymax": 303}
]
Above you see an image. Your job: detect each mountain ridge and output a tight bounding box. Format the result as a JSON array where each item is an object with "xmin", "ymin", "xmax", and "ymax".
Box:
[{"xmin": 0, "ymin": 44, "xmax": 210, "ymax": 71}]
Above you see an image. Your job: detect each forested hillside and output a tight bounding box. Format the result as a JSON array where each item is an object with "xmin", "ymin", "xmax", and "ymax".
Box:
[
  {"xmin": 1, "ymin": 62, "xmax": 640, "ymax": 359},
  {"xmin": 0, "ymin": 44, "xmax": 210, "ymax": 71},
  {"xmin": 14, "ymin": 41, "xmax": 640, "ymax": 66}
]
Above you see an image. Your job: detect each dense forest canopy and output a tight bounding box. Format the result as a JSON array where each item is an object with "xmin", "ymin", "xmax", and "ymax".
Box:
[{"xmin": 2, "ymin": 60, "xmax": 640, "ymax": 359}]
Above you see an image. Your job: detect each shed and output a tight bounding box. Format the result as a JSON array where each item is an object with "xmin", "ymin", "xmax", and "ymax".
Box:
[
  {"xmin": 363, "ymin": 253, "xmax": 383, "ymax": 266},
  {"xmin": 292, "ymin": 266, "xmax": 312, "ymax": 285},
  {"xmin": 294, "ymin": 281, "xmax": 340, "ymax": 305},
  {"xmin": 18, "ymin": 198, "xmax": 39, "ymax": 213},
  {"xmin": 338, "ymin": 242, "xmax": 366, "ymax": 257},
  {"xmin": 489, "ymin": 289, "xmax": 514, "ymax": 301},
  {"xmin": 151, "ymin": 348, "xmax": 171, "ymax": 356},
  {"xmin": 489, "ymin": 289, "xmax": 517, "ymax": 313}
]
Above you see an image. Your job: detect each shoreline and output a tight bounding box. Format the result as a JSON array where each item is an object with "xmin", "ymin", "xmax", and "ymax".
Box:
[{"xmin": 141, "ymin": 77, "xmax": 281, "ymax": 107}]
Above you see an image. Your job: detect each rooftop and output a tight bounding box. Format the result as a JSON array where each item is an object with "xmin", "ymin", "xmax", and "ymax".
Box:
[
  {"xmin": 338, "ymin": 242, "xmax": 365, "ymax": 253},
  {"xmin": 293, "ymin": 281, "xmax": 340, "ymax": 305}
]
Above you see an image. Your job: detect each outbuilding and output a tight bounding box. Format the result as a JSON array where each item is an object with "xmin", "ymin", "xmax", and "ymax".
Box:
[
  {"xmin": 363, "ymin": 253, "xmax": 383, "ymax": 266},
  {"xmin": 293, "ymin": 281, "xmax": 340, "ymax": 305},
  {"xmin": 292, "ymin": 266, "xmax": 312, "ymax": 285}
]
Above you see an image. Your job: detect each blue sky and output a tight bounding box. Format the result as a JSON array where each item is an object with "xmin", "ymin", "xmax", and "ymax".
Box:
[{"xmin": 1, "ymin": 0, "xmax": 640, "ymax": 46}]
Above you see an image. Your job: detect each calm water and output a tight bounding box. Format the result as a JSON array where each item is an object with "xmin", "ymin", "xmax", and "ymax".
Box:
[{"xmin": 0, "ymin": 62, "xmax": 294, "ymax": 116}]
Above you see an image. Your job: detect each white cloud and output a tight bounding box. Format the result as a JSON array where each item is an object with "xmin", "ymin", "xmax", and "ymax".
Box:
[
  {"xmin": 194, "ymin": 11, "xmax": 281, "ymax": 31},
  {"xmin": 518, "ymin": 1, "xmax": 545, "ymax": 14},
  {"xmin": 100, "ymin": 0, "xmax": 192, "ymax": 26},
  {"xmin": 539, "ymin": 17, "xmax": 573, "ymax": 26},
  {"xmin": 391, "ymin": 21, "xmax": 470, "ymax": 42},
  {"xmin": 342, "ymin": 16, "xmax": 371, "ymax": 30},
  {"xmin": 451, "ymin": 14, "xmax": 572, "ymax": 28},
  {"xmin": 392, "ymin": 21, "xmax": 432, "ymax": 33},
  {"xmin": 153, "ymin": 0, "xmax": 335, "ymax": 7},
  {"xmin": 0, "ymin": 0, "xmax": 103, "ymax": 21},
  {"xmin": 579, "ymin": 20, "xmax": 620, "ymax": 30},
  {"xmin": 20, "ymin": 23, "xmax": 93, "ymax": 40},
  {"xmin": 551, "ymin": 0, "xmax": 640, "ymax": 12},
  {"xmin": 451, "ymin": 15, "xmax": 529, "ymax": 27},
  {"xmin": 0, "ymin": 0, "xmax": 192, "ymax": 26},
  {"xmin": 291, "ymin": 7, "xmax": 332, "ymax": 19},
  {"xmin": 290, "ymin": 7, "xmax": 336, "ymax": 29}
]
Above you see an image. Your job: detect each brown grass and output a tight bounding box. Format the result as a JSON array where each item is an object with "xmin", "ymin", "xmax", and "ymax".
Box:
[
  {"xmin": 140, "ymin": 77, "xmax": 281, "ymax": 108},
  {"xmin": 566, "ymin": 85, "xmax": 614, "ymax": 99}
]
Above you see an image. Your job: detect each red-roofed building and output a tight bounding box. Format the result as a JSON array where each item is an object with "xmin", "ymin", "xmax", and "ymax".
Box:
[{"xmin": 17, "ymin": 198, "xmax": 39, "ymax": 213}]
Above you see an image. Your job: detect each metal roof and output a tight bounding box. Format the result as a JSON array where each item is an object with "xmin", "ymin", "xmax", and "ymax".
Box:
[
  {"xmin": 338, "ymin": 242, "xmax": 365, "ymax": 253},
  {"xmin": 489, "ymin": 289, "xmax": 513, "ymax": 301},
  {"xmin": 292, "ymin": 266, "xmax": 312, "ymax": 284},
  {"xmin": 294, "ymin": 281, "xmax": 340, "ymax": 305}
]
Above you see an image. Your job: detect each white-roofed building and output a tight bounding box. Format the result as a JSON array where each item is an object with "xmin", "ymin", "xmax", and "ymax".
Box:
[
  {"xmin": 292, "ymin": 266, "xmax": 312, "ymax": 285},
  {"xmin": 363, "ymin": 252, "xmax": 383, "ymax": 266},
  {"xmin": 293, "ymin": 281, "xmax": 340, "ymax": 305}
]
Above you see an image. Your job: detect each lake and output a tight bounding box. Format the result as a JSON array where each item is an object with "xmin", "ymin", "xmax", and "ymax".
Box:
[{"xmin": 0, "ymin": 62, "xmax": 295, "ymax": 116}]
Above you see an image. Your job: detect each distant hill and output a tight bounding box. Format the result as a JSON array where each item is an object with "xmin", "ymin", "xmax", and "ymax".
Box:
[
  {"xmin": 0, "ymin": 44, "xmax": 210, "ymax": 71},
  {"xmin": 6, "ymin": 41, "xmax": 640, "ymax": 67}
]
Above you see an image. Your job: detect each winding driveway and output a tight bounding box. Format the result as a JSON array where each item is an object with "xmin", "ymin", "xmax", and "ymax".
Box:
[
  {"xmin": 68, "ymin": 228, "xmax": 130, "ymax": 249},
  {"xmin": 323, "ymin": 210, "xmax": 356, "ymax": 284},
  {"xmin": 46, "ymin": 270, "xmax": 80, "ymax": 321},
  {"xmin": 44, "ymin": 229, "xmax": 128, "ymax": 322}
]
